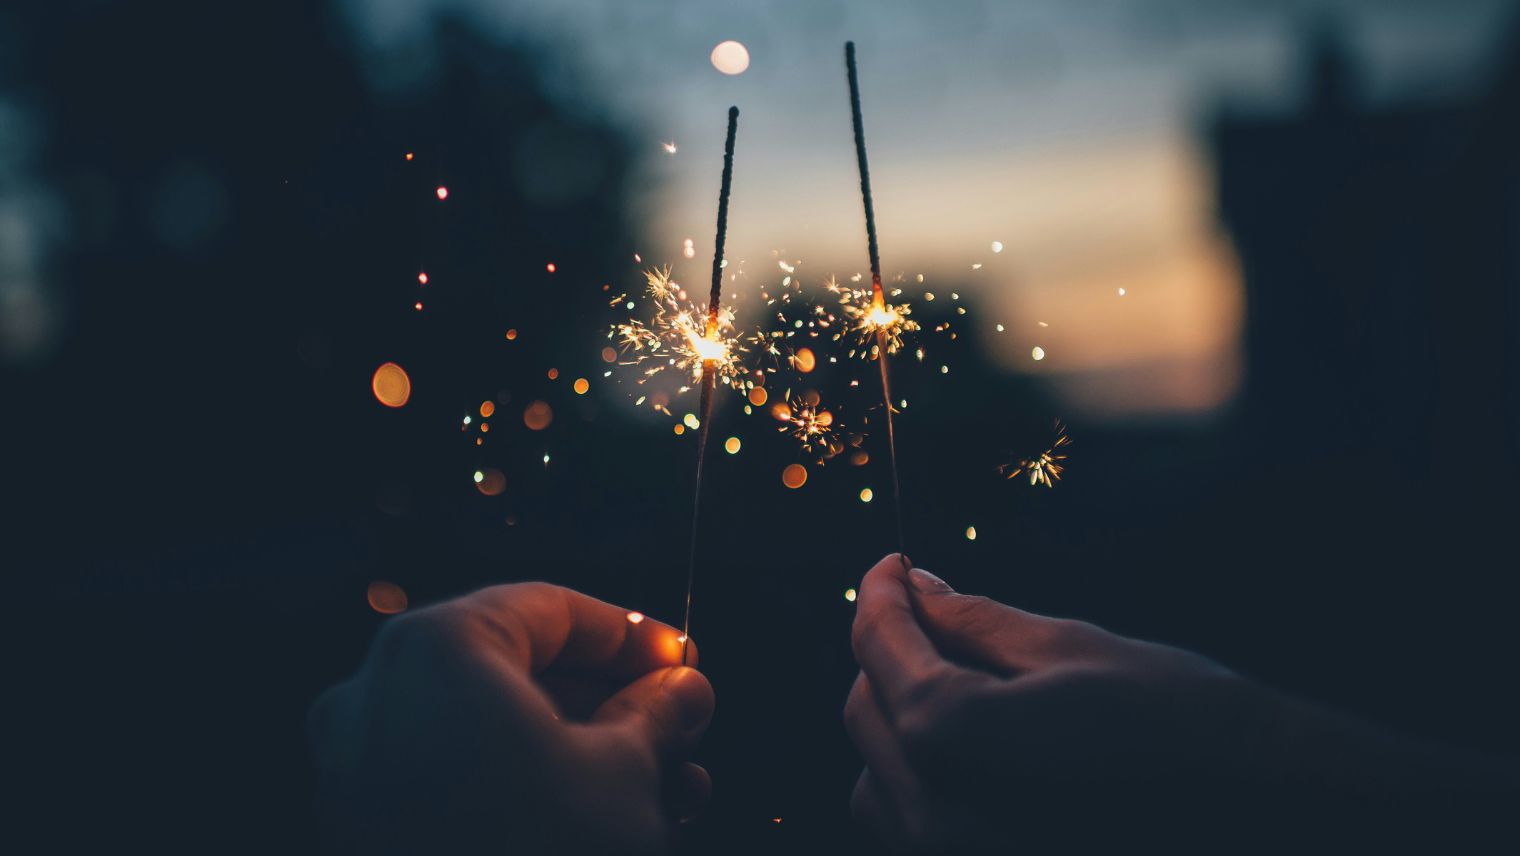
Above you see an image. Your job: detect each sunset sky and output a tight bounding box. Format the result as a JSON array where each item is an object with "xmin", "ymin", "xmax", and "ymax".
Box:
[{"xmin": 342, "ymin": 0, "xmax": 1513, "ymax": 418}]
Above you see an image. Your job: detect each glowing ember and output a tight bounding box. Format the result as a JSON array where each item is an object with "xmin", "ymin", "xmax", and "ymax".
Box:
[
  {"xmin": 435, "ymin": 186, "xmax": 448, "ymax": 200},
  {"xmin": 859, "ymin": 488, "xmax": 873, "ymax": 503},
  {"xmin": 965, "ymin": 526, "xmax": 977, "ymax": 540},
  {"xmin": 844, "ymin": 587, "xmax": 857, "ymax": 602},
  {"xmin": 662, "ymin": 141, "xmax": 678, "ymax": 155},
  {"xmin": 626, "ymin": 611, "xmax": 645, "ymax": 624},
  {"xmin": 546, "ymin": 263, "xmax": 556, "ymax": 273}
]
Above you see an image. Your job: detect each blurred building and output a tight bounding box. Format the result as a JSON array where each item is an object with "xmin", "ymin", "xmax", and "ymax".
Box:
[{"xmin": 1210, "ymin": 24, "xmax": 1519, "ymax": 489}]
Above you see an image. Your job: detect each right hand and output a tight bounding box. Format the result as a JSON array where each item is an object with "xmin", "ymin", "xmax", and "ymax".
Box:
[{"xmin": 843, "ymin": 554, "xmax": 1516, "ymax": 851}]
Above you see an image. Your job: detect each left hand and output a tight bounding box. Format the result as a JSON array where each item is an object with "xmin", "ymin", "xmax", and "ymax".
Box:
[{"xmin": 308, "ymin": 582, "xmax": 715, "ymax": 855}]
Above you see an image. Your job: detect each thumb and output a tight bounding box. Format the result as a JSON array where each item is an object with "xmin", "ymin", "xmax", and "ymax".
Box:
[
  {"xmin": 906, "ymin": 567, "xmax": 1066, "ymax": 675},
  {"xmin": 590, "ymin": 666, "xmax": 715, "ymax": 759}
]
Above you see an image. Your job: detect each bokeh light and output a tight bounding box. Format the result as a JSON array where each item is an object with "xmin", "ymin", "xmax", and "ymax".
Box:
[
  {"xmin": 710, "ymin": 40, "xmax": 750, "ymax": 75},
  {"xmin": 782, "ymin": 463, "xmax": 808, "ymax": 489},
  {"xmin": 480, "ymin": 400, "xmax": 495, "ymax": 417},
  {"xmin": 475, "ymin": 468, "xmax": 506, "ymax": 496},
  {"xmin": 844, "ymin": 588, "xmax": 857, "ymax": 603},
  {"xmin": 748, "ymin": 386, "xmax": 768, "ymax": 406},
  {"xmin": 367, "ymin": 581, "xmax": 409, "ymax": 614},
  {"xmin": 371, "ymin": 362, "xmax": 411, "ymax": 408},
  {"xmin": 792, "ymin": 347, "xmax": 816, "ymax": 373},
  {"xmin": 573, "ymin": 378, "xmax": 590, "ymax": 395},
  {"xmin": 859, "ymin": 488, "xmax": 873, "ymax": 503},
  {"xmin": 724, "ymin": 436, "xmax": 741, "ymax": 454},
  {"xmin": 523, "ymin": 400, "xmax": 553, "ymax": 430}
]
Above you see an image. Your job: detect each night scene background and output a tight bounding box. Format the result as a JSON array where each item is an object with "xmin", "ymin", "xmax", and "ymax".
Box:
[{"xmin": 8, "ymin": 0, "xmax": 1519, "ymax": 851}]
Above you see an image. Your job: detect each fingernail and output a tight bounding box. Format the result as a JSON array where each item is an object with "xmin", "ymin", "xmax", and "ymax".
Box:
[
  {"xmin": 908, "ymin": 567, "xmax": 952, "ymax": 593},
  {"xmin": 662, "ymin": 667, "xmax": 713, "ymax": 731}
]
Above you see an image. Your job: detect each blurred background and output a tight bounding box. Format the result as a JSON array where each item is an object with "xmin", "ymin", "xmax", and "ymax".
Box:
[{"xmin": 7, "ymin": 0, "xmax": 1518, "ymax": 851}]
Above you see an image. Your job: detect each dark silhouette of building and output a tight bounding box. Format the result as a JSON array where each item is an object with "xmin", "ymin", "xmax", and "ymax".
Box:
[{"xmin": 1211, "ymin": 24, "xmax": 1519, "ymax": 486}]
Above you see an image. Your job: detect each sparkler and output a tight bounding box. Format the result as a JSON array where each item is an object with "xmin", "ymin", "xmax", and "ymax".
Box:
[
  {"xmin": 999, "ymin": 420, "xmax": 1072, "ymax": 488},
  {"xmin": 680, "ymin": 105, "xmax": 740, "ymax": 665},
  {"xmin": 845, "ymin": 41, "xmax": 908, "ymax": 555}
]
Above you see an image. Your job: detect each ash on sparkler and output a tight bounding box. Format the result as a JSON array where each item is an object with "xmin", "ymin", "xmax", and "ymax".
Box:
[
  {"xmin": 680, "ymin": 105, "xmax": 740, "ymax": 665},
  {"xmin": 845, "ymin": 41, "xmax": 908, "ymax": 556}
]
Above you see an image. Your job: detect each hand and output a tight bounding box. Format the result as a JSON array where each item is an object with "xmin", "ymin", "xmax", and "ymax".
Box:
[
  {"xmin": 844, "ymin": 555, "xmax": 1517, "ymax": 852},
  {"xmin": 308, "ymin": 583, "xmax": 714, "ymax": 855}
]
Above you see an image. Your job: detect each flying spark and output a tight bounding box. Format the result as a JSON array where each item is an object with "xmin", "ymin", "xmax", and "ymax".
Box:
[{"xmin": 999, "ymin": 421, "xmax": 1071, "ymax": 489}]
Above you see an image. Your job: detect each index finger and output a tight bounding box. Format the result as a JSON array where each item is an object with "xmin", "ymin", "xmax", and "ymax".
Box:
[
  {"xmin": 851, "ymin": 553, "xmax": 953, "ymax": 719},
  {"xmin": 453, "ymin": 582, "xmax": 694, "ymax": 679}
]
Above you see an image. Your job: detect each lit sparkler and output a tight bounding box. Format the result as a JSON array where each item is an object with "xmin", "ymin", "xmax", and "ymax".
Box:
[
  {"xmin": 845, "ymin": 41, "xmax": 908, "ymax": 555},
  {"xmin": 679, "ymin": 106, "xmax": 741, "ymax": 666},
  {"xmin": 999, "ymin": 420, "xmax": 1072, "ymax": 488}
]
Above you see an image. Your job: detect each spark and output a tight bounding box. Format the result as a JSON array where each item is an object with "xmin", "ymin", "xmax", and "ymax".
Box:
[
  {"xmin": 435, "ymin": 186, "xmax": 448, "ymax": 200},
  {"xmin": 999, "ymin": 421, "xmax": 1071, "ymax": 489},
  {"xmin": 828, "ymin": 276, "xmax": 919, "ymax": 359},
  {"xmin": 844, "ymin": 588, "xmax": 857, "ymax": 602},
  {"xmin": 662, "ymin": 140, "xmax": 678, "ymax": 154},
  {"xmin": 965, "ymin": 526, "xmax": 977, "ymax": 540},
  {"xmin": 611, "ymin": 266, "xmax": 749, "ymax": 389},
  {"xmin": 626, "ymin": 611, "xmax": 645, "ymax": 624},
  {"xmin": 773, "ymin": 391, "xmax": 834, "ymax": 452}
]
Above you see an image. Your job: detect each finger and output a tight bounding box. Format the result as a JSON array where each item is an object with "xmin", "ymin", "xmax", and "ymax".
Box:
[
  {"xmin": 906, "ymin": 568, "xmax": 1099, "ymax": 674},
  {"xmin": 842, "ymin": 673, "xmax": 923, "ymax": 817},
  {"xmin": 666, "ymin": 762, "xmax": 712, "ymax": 823},
  {"xmin": 850, "ymin": 768, "xmax": 907, "ymax": 848},
  {"xmin": 851, "ymin": 553, "xmax": 954, "ymax": 719},
  {"xmin": 458, "ymin": 582, "xmax": 693, "ymax": 677},
  {"xmin": 590, "ymin": 666, "xmax": 714, "ymax": 760}
]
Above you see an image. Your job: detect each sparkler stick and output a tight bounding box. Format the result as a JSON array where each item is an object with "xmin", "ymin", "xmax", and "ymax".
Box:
[
  {"xmin": 681, "ymin": 105, "xmax": 739, "ymax": 665},
  {"xmin": 845, "ymin": 42, "xmax": 906, "ymax": 556}
]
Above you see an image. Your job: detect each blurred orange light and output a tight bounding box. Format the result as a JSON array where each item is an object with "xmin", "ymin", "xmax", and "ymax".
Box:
[
  {"xmin": 523, "ymin": 401, "xmax": 553, "ymax": 431},
  {"xmin": 724, "ymin": 437, "xmax": 741, "ymax": 454},
  {"xmin": 792, "ymin": 347, "xmax": 816, "ymax": 373},
  {"xmin": 505, "ymin": 329, "xmax": 518, "ymax": 341},
  {"xmin": 475, "ymin": 468, "xmax": 506, "ymax": 496},
  {"xmin": 748, "ymin": 386, "xmax": 768, "ymax": 406},
  {"xmin": 547, "ymin": 368, "xmax": 559, "ymax": 380},
  {"xmin": 480, "ymin": 401, "xmax": 495, "ymax": 418},
  {"xmin": 573, "ymin": 378, "xmax": 590, "ymax": 395},
  {"xmin": 367, "ymin": 581, "xmax": 409, "ymax": 614},
  {"xmin": 601, "ymin": 346, "xmax": 617, "ymax": 363},
  {"xmin": 417, "ymin": 271, "xmax": 428, "ymax": 284},
  {"xmin": 626, "ymin": 611, "xmax": 645, "ymax": 624},
  {"xmin": 435, "ymin": 186, "xmax": 448, "ymax": 200},
  {"xmin": 371, "ymin": 362, "xmax": 411, "ymax": 408},
  {"xmin": 414, "ymin": 301, "xmax": 423, "ymax": 311},
  {"xmin": 782, "ymin": 464, "xmax": 808, "ymax": 489},
  {"xmin": 404, "ymin": 152, "xmax": 414, "ymax": 161},
  {"xmin": 546, "ymin": 263, "xmax": 556, "ymax": 273}
]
